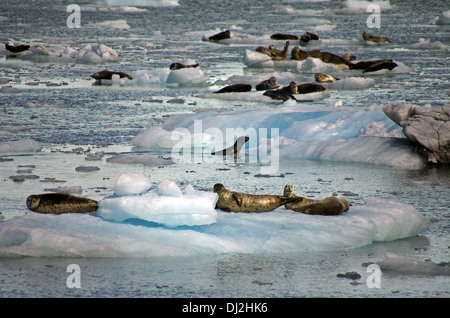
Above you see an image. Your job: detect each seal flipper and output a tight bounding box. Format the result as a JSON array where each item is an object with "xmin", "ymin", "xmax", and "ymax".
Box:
[{"xmin": 232, "ymin": 193, "xmax": 243, "ymax": 207}]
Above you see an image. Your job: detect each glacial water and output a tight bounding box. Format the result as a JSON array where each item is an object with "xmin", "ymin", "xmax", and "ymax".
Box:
[{"xmin": 0, "ymin": 0, "xmax": 449, "ymax": 298}]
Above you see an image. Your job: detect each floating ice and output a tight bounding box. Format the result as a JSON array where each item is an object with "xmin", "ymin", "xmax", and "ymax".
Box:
[
  {"xmin": 113, "ymin": 172, "xmax": 152, "ymax": 196},
  {"xmin": 166, "ymin": 67, "xmax": 209, "ymax": 87},
  {"xmin": 158, "ymin": 103, "xmax": 425, "ymax": 169},
  {"xmin": 324, "ymin": 77, "xmax": 375, "ymax": 90},
  {"xmin": 435, "ymin": 10, "xmax": 450, "ymax": 25},
  {"xmin": 97, "ymin": 179, "xmax": 218, "ymax": 228},
  {"xmin": 106, "ymin": 154, "xmax": 175, "ymax": 165},
  {"xmin": 377, "ymin": 253, "xmax": 450, "ymax": 276},
  {"xmin": 297, "ymin": 57, "xmax": 348, "ymax": 73},
  {"xmin": 130, "ymin": 69, "xmax": 171, "ymax": 84},
  {"xmin": 0, "ymin": 139, "xmax": 41, "ymax": 153},
  {"xmin": 336, "ymin": 0, "xmax": 392, "ymax": 14},
  {"xmin": 0, "ymin": 196, "xmax": 429, "ymax": 257},
  {"xmin": 104, "ymin": 0, "xmax": 180, "ymax": 7},
  {"xmin": 89, "ymin": 20, "xmax": 131, "ymax": 30},
  {"xmin": 408, "ymin": 38, "xmax": 448, "ymax": 50}
]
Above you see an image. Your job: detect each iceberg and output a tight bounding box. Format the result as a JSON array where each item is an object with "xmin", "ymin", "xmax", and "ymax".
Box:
[{"xmin": 0, "ymin": 195, "xmax": 429, "ymax": 257}]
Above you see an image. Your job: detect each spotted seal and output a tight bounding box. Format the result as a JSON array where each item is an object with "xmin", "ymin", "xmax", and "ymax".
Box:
[
  {"xmin": 255, "ymin": 76, "xmax": 279, "ymax": 91},
  {"xmin": 213, "ymin": 83, "xmax": 252, "ymax": 94},
  {"xmin": 214, "ymin": 184, "xmax": 295, "ymax": 212},
  {"xmin": 91, "ymin": 70, "xmax": 133, "ymax": 82},
  {"xmin": 283, "ymin": 184, "xmax": 350, "ymax": 215},
  {"xmin": 362, "ymin": 32, "xmax": 392, "ymax": 43},
  {"xmin": 26, "ymin": 193, "xmax": 98, "ymax": 214},
  {"xmin": 314, "ymin": 73, "xmax": 340, "ymax": 83},
  {"xmin": 211, "ymin": 136, "xmax": 249, "ymax": 157}
]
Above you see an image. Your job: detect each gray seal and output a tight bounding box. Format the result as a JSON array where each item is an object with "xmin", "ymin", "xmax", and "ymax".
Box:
[
  {"xmin": 314, "ymin": 73, "xmax": 340, "ymax": 83},
  {"xmin": 300, "ymin": 32, "xmax": 319, "ymax": 43},
  {"xmin": 270, "ymin": 33, "xmax": 299, "ymax": 40},
  {"xmin": 26, "ymin": 193, "xmax": 98, "ymax": 214},
  {"xmin": 255, "ymin": 77, "xmax": 279, "ymax": 91},
  {"xmin": 208, "ymin": 30, "xmax": 231, "ymax": 41},
  {"xmin": 169, "ymin": 62, "xmax": 199, "ymax": 70},
  {"xmin": 362, "ymin": 61, "xmax": 398, "ymax": 73},
  {"xmin": 91, "ymin": 70, "xmax": 133, "ymax": 81},
  {"xmin": 214, "ymin": 184, "xmax": 295, "ymax": 212},
  {"xmin": 5, "ymin": 43, "xmax": 30, "ymax": 53},
  {"xmin": 362, "ymin": 32, "xmax": 392, "ymax": 43}
]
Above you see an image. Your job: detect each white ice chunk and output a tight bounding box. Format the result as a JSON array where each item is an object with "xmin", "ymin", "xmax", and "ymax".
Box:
[
  {"xmin": 113, "ymin": 172, "xmax": 152, "ymax": 196},
  {"xmin": 0, "ymin": 139, "xmax": 41, "ymax": 153}
]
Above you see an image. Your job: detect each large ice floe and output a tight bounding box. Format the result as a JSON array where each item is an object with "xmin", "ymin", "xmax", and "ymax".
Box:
[
  {"xmin": 1, "ymin": 43, "xmax": 120, "ymax": 64},
  {"xmin": 0, "ymin": 173, "xmax": 430, "ymax": 257},
  {"xmin": 132, "ymin": 101, "xmax": 425, "ymax": 169}
]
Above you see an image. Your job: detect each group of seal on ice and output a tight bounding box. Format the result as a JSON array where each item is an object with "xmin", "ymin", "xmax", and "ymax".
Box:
[
  {"xmin": 25, "ymin": 183, "xmax": 349, "ymax": 216},
  {"xmin": 214, "ymin": 184, "xmax": 350, "ymax": 215}
]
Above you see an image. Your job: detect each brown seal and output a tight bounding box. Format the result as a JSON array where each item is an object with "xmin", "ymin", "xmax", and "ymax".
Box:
[
  {"xmin": 314, "ymin": 73, "xmax": 340, "ymax": 83},
  {"xmin": 270, "ymin": 33, "xmax": 299, "ymax": 40},
  {"xmin": 208, "ymin": 30, "xmax": 231, "ymax": 41},
  {"xmin": 255, "ymin": 76, "xmax": 279, "ymax": 91},
  {"xmin": 291, "ymin": 47, "xmax": 350, "ymax": 65},
  {"xmin": 211, "ymin": 136, "xmax": 249, "ymax": 157},
  {"xmin": 26, "ymin": 193, "xmax": 98, "ymax": 214},
  {"xmin": 214, "ymin": 184, "xmax": 295, "ymax": 212},
  {"xmin": 297, "ymin": 83, "xmax": 326, "ymax": 94},
  {"xmin": 280, "ymin": 81, "xmax": 299, "ymax": 94},
  {"xmin": 5, "ymin": 43, "xmax": 30, "ymax": 53},
  {"xmin": 256, "ymin": 41, "xmax": 290, "ymax": 60},
  {"xmin": 300, "ymin": 32, "xmax": 320, "ymax": 43},
  {"xmin": 362, "ymin": 32, "xmax": 392, "ymax": 43},
  {"xmin": 291, "ymin": 46, "xmax": 321, "ymax": 60},
  {"xmin": 169, "ymin": 62, "xmax": 199, "ymax": 70},
  {"xmin": 91, "ymin": 70, "xmax": 133, "ymax": 81},
  {"xmin": 348, "ymin": 59, "xmax": 394, "ymax": 70},
  {"xmin": 213, "ymin": 83, "xmax": 252, "ymax": 94},
  {"xmin": 283, "ymin": 184, "xmax": 350, "ymax": 215},
  {"xmin": 362, "ymin": 61, "xmax": 398, "ymax": 73}
]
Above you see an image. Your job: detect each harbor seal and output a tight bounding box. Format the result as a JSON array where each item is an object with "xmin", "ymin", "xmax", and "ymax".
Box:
[
  {"xmin": 269, "ymin": 41, "xmax": 290, "ymax": 60},
  {"xmin": 348, "ymin": 59, "xmax": 394, "ymax": 70},
  {"xmin": 280, "ymin": 81, "xmax": 299, "ymax": 94},
  {"xmin": 291, "ymin": 46, "xmax": 321, "ymax": 60},
  {"xmin": 91, "ymin": 70, "xmax": 133, "ymax": 81},
  {"xmin": 283, "ymin": 184, "xmax": 350, "ymax": 215},
  {"xmin": 211, "ymin": 136, "xmax": 249, "ymax": 157},
  {"xmin": 270, "ymin": 33, "xmax": 299, "ymax": 40},
  {"xmin": 214, "ymin": 184, "xmax": 294, "ymax": 212},
  {"xmin": 208, "ymin": 30, "xmax": 231, "ymax": 41},
  {"xmin": 314, "ymin": 73, "xmax": 340, "ymax": 83},
  {"xmin": 255, "ymin": 76, "xmax": 279, "ymax": 91},
  {"xmin": 300, "ymin": 32, "xmax": 320, "ymax": 43},
  {"xmin": 169, "ymin": 62, "xmax": 199, "ymax": 70},
  {"xmin": 213, "ymin": 83, "xmax": 252, "ymax": 94},
  {"xmin": 362, "ymin": 60, "xmax": 398, "ymax": 73},
  {"xmin": 362, "ymin": 32, "xmax": 392, "ymax": 43},
  {"xmin": 297, "ymin": 83, "xmax": 326, "ymax": 94},
  {"xmin": 26, "ymin": 193, "xmax": 98, "ymax": 214},
  {"xmin": 5, "ymin": 43, "xmax": 30, "ymax": 53}
]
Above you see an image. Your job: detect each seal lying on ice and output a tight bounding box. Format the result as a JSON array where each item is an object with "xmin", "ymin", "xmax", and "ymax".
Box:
[{"xmin": 26, "ymin": 193, "xmax": 98, "ymax": 214}]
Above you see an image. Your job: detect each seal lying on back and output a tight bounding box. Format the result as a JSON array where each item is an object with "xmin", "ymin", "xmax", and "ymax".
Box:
[
  {"xmin": 211, "ymin": 136, "xmax": 249, "ymax": 157},
  {"xmin": 362, "ymin": 32, "xmax": 392, "ymax": 43},
  {"xmin": 91, "ymin": 70, "xmax": 133, "ymax": 81},
  {"xmin": 169, "ymin": 62, "xmax": 199, "ymax": 70},
  {"xmin": 256, "ymin": 41, "xmax": 290, "ymax": 60},
  {"xmin": 208, "ymin": 30, "xmax": 231, "ymax": 41},
  {"xmin": 213, "ymin": 83, "xmax": 252, "ymax": 94},
  {"xmin": 26, "ymin": 193, "xmax": 98, "ymax": 214},
  {"xmin": 283, "ymin": 184, "xmax": 350, "ymax": 215},
  {"xmin": 255, "ymin": 76, "xmax": 279, "ymax": 91},
  {"xmin": 214, "ymin": 184, "xmax": 295, "ymax": 212},
  {"xmin": 263, "ymin": 89, "xmax": 297, "ymax": 101},
  {"xmin": 270, "ymin": 33, "xmax": 299, "ymax": 40},
  {"xmin": 5, "ymin": 43, "xmax": 30, "ymax": 53},
  {"xmin": 315, "ymin": 73, "xmax": 340, "ymax": 83}
]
